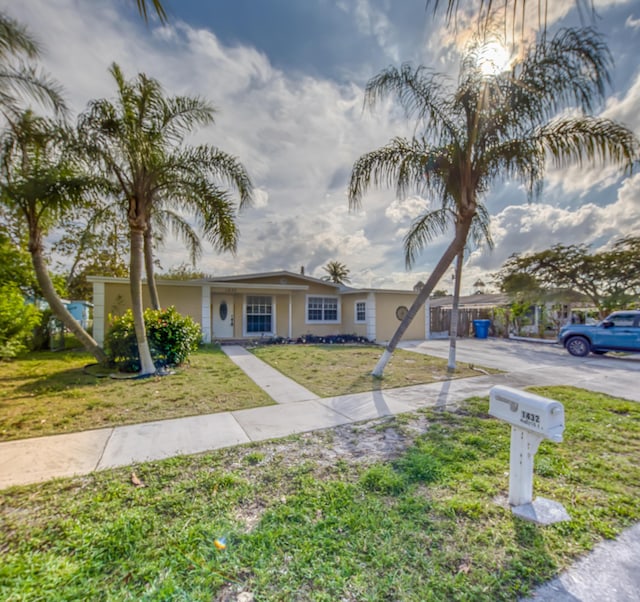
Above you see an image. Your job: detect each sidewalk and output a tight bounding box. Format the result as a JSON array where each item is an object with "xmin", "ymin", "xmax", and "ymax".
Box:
[{"xmin": 1, "ymin": 340, "xmax": 639, "ymax": 600}]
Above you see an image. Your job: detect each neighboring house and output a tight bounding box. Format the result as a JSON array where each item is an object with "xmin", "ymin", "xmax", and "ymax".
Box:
[
  {"xmin": 66, "ymin": 300, "xmax": 93, "ymax": 330},
  {"xmin": 89, "ymin": 271, "xmax": 429, "ymax": 345},
  {"xmin": 426, "ymin": 293, "xmax": 511, "ymax": 338}
]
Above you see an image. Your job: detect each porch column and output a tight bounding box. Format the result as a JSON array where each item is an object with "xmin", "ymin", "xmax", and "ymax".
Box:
[
  {"xmin": 288, "ymin": 293, "xmax": 293, "ymax": 339},
  {"xmin": 201, "ymin": 285, "xmax": 212, "ymax": 343},
  {"xmin": 366, "ymin": 292, "xmax": 376, "ymax": 341},
  {"xmin": 92, "ymin": 281, "xmax": 105, "ymax": 345}
]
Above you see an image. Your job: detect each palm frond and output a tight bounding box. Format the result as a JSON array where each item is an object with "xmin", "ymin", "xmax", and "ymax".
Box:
[
  {"xmin": 537, "ymin": 116, "xmax": 639, "ymax": 172},
  {"xmin": 403, "ymin": 206, "xmax": 451, "ymax": 268}
]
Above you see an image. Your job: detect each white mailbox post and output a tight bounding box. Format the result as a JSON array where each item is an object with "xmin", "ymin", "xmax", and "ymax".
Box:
[{"xmin": 489, "ymin": 385, "xmax": 570, "ymax": 524}]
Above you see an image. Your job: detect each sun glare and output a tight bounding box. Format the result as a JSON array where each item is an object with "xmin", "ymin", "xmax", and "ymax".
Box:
[{"xmin": 477, "ymin": 41, "xmax": 511, "ymax": 76}]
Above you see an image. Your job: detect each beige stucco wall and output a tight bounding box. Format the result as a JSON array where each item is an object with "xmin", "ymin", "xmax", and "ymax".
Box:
[
  {"xmin": 341, "ymin": 296, "xmax": 368, "ymax": 338},
  {"xmin": 102, "ymin": 282, "xmax": 203, "ymax": 335},
  {"xmin": 374, "ymin": 293, "xmax": 423, "ymax": 341}
]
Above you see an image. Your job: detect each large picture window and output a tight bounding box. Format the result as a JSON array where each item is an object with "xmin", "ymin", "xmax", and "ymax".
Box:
[
  {"xmin": 246, "ymin": 295, "xmax": 273, "ymax": 334},
  {"xmin": 307, "ymin": 296, "xmax": 339, "ymax": 323}
]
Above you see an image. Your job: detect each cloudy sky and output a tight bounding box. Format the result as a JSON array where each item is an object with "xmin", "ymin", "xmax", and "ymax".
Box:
[{"xmin": 4, "ymin": 0, "xmax": 639, "ymax": 293}]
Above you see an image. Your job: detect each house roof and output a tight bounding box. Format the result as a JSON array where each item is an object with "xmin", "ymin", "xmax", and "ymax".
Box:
[
  {"xmin": 427, "ymin": 292, "xmax": 510, "ymax": 308},
  {"xmin": 208, "ymin": 270, "xmax": 340, "ymax": 288}
]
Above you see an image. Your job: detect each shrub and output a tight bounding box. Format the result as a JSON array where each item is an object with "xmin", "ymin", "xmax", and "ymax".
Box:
[
  {"xmin": 0, "ymin": 284, "xmax": 41, "ymax": 359},
  {"xmin": 105, "ymin": 306, "xmax": 201, "ymax": 371}
]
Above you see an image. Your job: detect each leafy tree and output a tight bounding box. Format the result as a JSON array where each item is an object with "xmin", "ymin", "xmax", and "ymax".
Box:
[
  {"xmin": 495, "ymin": 237, "xmax": 640, "ymax": 317},
  {"xmin": 160, "ymin": 263, "xmax": 210, "ymax": 280},
  {"xmin": 0, "ymin": 230, "xmax": 36, "ymax": 295},
  {"xmin": 322, "ymin": 261, "xmax": 351, "ymax": 284},
  {"xmin": 349, "ymin": 28, "xmax": 638, "ymax": 377},
  {"xmin": 0, "ymin": 11, "xmax": 65, "ymax": 119},
  {"xmin": 0, "ymin": 282, "xmax": 40, "ymax": 358},
  {"xmin": 0, "ymin": 111, "xmax": 107, "ymax": 362},
  {"xmin": 78, "ymin": 64, "xmax": 252, "ymax": 375},
  {"xmin": 53, "ymin": 203, "xmax": 129, "ymax": 300}
]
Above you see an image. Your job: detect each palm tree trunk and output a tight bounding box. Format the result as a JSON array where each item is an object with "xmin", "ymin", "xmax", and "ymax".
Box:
[
  {"xmin": 130, "ymin": 226, "xmax": 157, "ymax": 375},
  {"xmin": 30, "ymin": 238, "xmax": 107, "ymax": 363},
  {"xmin": 447, "ymin": 249, "xmax": 464, "ymax": 372},
  {"xmin": 372, "ymin": 219, "xmax": 473, "ymax": 378},
  {"xmin": 144, "ymin": 227, "xmax": 161, "ymax": 310}
]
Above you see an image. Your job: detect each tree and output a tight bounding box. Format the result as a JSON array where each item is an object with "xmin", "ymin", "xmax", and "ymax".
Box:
[
  {"xmin": 0, "ymin": 281, "xmax": 40, "ymax": 359},
  {"xmin": 0, "ymin": 111, "xmax": 107, "ymax": 362},
  {"xmin": 79, "ymin": 64, "xmax": 253, "ymax": 375},
  {"xmin": 322, "ymin": 261, "xmax": 351, "ymax": 284},
  {"xmin": 495, "ymin": 238, "xmax": 640, "ymax": 317},
  {"xmin": 426, "ymin": 1, "xmax": 596, "ymax": 36},
  {"xmin": 349, "ymin": 28, "xmax": 638, "ymax": 377},
  {"xmin": 0, "ymin": 11, "xmax": 65, "ymax": 119}
]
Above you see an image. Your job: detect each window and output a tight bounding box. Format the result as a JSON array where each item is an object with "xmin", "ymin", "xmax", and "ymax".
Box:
[
  {"xmin": 246, "ymin": 295, "xmax": 273, "ymax": 334},
  {"xmin": 355, "ymin": 301, "xmax": 366, "ymax": 323},
  {"xmin": 307, "ymin": 296, "xmax": 339, "ymax": 323},
  {"xmin": 608, "ymin": 314, "xmax": 635, "ymax": 327}
]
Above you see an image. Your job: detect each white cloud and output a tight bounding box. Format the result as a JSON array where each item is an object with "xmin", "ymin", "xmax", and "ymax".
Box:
[
  {"xmin": 3, "ymin": 0, "xmax": 637, "ymax": 293},
  {"xmin": 384, "ymin": 196, "xmax": 430, "ymax": 223}
]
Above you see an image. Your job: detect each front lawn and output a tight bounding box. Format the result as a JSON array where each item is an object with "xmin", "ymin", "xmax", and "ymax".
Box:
[
  {"xmin": 0, "ymin": 346, "xmax": 274, "ymax": 441},
  {"xmin": 0, "ymin": 343, "xmax": 492, "ymax": 441},
  {"xmin": 1, "ymin": 387, "xmax": 638, "ymax": 601},
  {"xmin": 251, "ymin": 344, "xmax": 491, "ymax": 396}
]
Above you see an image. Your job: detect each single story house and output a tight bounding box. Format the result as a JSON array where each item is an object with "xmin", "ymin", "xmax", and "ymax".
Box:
[{"xmin": 88, "ymin": 271, "xmax": 434, "ymax": 346}]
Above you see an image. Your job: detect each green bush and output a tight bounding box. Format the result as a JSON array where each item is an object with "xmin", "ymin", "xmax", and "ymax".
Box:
[
  {"xmin": 105, "ymin": 306, "xmax": 201, "ymax": 371},
  {"xmin": 0, "ymin": 284, "xmax": 41, "ymax": 359}
]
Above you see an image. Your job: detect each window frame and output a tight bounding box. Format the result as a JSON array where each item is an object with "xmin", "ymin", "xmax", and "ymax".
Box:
[
  {"xmin": 305, "ymin": 295, "xmax": 341, "ymax": 324},
  {"xmin": 354, "ymin": 301, "xmax": 366, "ymax": 324},
  {"xmin": 243, "ymin": 295, "xmax": 275, "ymax": 336}
]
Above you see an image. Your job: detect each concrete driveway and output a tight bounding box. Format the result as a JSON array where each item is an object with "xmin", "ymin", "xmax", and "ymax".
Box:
[{"xmin": 399, "ymin": 337, "xmax": 640, "ymax": 403}]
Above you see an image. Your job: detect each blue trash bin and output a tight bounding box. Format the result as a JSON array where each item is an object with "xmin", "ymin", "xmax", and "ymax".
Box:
[{"xmin": 473, "ymin": 319, "xmax": 491, "ymax": 339}]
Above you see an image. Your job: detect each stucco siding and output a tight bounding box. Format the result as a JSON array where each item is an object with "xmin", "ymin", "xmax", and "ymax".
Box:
[{"xmin": 374, "ymin": 293, "xmax": 423, "ymax": 342}]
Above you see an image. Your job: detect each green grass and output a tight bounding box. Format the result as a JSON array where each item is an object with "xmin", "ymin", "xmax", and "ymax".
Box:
[
  {"xmin": 1, "ymin": 386, "xmax": 638, "ymax": 601},
  {"xmin": 0, "ymin": 346, "xmax": 274, "ymax": 441},
  {"xmin": 0, "ymin": 343, "xmax": 494, "ymax": 442},
  {"xmin": 251, "ymin": 344, "xmax": 492, "ymax": 396}
]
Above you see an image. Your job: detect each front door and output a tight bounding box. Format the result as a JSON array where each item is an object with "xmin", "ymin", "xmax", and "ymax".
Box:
[{"xmin": 212, "ymin": 298, "xmax": 234, "ymax": 339}]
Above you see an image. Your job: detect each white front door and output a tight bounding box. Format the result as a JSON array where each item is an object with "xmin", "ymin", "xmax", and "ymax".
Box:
[{"xmin": 212, "ymin": 298, "xmax": 234, "ymax": 338}]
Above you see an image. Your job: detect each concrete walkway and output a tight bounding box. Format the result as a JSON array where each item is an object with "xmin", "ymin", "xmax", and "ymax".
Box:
[
  {"xmin": 1, "ymin": 338, "xmax": 639, "ymax": 600},
  {"xmin": 222, "ymin": 345, "xmax": 319, "ymax": 403}
]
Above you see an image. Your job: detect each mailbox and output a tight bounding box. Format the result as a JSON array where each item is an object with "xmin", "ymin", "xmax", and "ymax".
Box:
[
  {"xmin": 489, "ymin": 385, "xmax": 569, "ymax": 524},
  {"xmin": 489, "ymin": 386, "xmax": 564, "ymax": 442}
]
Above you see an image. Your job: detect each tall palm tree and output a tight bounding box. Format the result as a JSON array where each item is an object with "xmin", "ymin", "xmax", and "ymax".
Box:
[
  {"xmin": 78, "ymin": 63, "xmax": 252, "ymax": 375},
  {"xmin": 322, "ymin": 260, "xmax": 351, "ymax": 284},
  {"xmin": 349, "ymin": 27, "xmax": 638, "ymax": 377},
  {"xmin": 0, "ymin": 111, "xmax": 107, "ymax": 362},
  {"xmin": 0, "ymin": 12, "xmax": 65, "ymax": 119}
]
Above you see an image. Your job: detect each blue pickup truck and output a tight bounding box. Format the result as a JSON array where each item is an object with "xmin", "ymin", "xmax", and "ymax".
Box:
[{"xmin": 558, "ymin": 310, "xmax": 640, "ymax": 356}]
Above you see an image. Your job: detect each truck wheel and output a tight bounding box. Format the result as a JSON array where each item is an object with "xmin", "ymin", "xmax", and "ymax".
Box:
[{"xmin": 566, "ymin": 336, "xmax": 590, "ymax": 357}]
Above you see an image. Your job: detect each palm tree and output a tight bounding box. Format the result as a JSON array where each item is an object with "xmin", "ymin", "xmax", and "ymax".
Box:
[
  {"xmin": 0, "ymin": 12, "xmax": 65, "ymax": 119},
  {"xmin": 78, "ymin": 63, "xmax": 252, "ymax": 375},
  {"xmin": 322, "ymin": 260, "xmax": 351, "ymax": 284},
  {"xmin": 426, "ymin": 1, "xmax": 595, "ymax": 35},
  {"xmin": 0, "ymin": 111, "xmax": 107, "ymax": 362},
  {"xmin": 349, "ymin": 27, "xmax": 638, "ymax": 377},
  {"xmin": 143, "ymin": 182, "xmax": 242, "ymax": 310}
]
